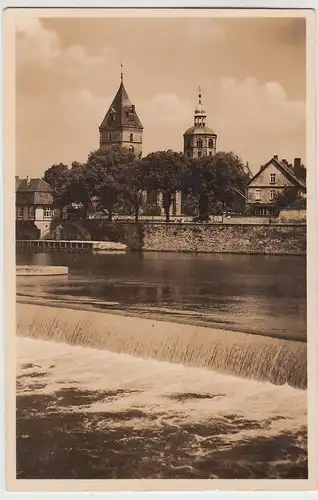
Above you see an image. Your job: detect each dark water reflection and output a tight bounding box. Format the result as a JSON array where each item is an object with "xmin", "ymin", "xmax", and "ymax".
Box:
[{"xmin": 16, "ymin": 252, "xmax": 306, "ymax": 341}]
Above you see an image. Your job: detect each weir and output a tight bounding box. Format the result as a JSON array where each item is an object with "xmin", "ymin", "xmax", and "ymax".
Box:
[{"xmin": 16, "ymin": 302, "xmax": 307, "ymax": 390}]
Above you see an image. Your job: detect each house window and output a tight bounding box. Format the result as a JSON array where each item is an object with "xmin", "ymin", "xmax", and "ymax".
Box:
[
  {"xmin": 197, "ymin": 151, "xmax": 202, "ymax": 157},
  {"xmin": 129, "ymin": 145, "xmax": 134, "ymax": 153},
  {"xmin": 270, "ymin": 189, "xmax": 275, "ymax": 201},
  {"xmin": 28, "ymin": 206, "xmax": 35, "ymax": 220},
  {"xmin": 255, "ymin": 189, "xmax": 261, "ymax": 201},
  {"xmin": 208, "ymin": 138, "xmax": 214, "ymax": 148},
  {"xmin": 209, "ymin": 151, "xmax": 213, "ymax": 156},
  {"xmin": 43, "ymin": 207, "xmax": 52, "ymax": 219},
  {"xmin": 16, "ymin": 206, "xmax": 23, "ymax": 220},
  {"xmin": 108, "ymin": 133, "xmax": 112, "ymax": 141},
  {"xmin": 130, "ymin": 133, "xmax": 133, "ymax": 142},
  {"xmin": 270, "ymin": 173, "xmax": 276, "ymax": 184},
  {"xmin": 196, "ymin": 138, "xmax": 203, "ymax": 148}
]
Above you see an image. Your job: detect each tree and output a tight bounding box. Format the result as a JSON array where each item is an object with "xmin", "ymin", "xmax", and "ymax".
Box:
[
  {"xmin": 141, "ymin": 150, "xmax": 188, "ymax": 222},
  {"xmin": 64, "ymin": 162, "xmax": 91, "ymax": 218},
  {"xmin": 120, "ymin": 159, "xmax": 145, "ymax": 222},
  {"xmin": 43, "ymin": 163, "xmax": 69, "ymax": 207},
  {"xmin": 186, "ymin": 151, "xmax": 249, "ymax": 218},
  {"xmin": 86, "ymin": 145, "xmax": 135, "ymax": 221},
  {"xmin": 274, "ymin": 187, "xmax": 306, "ymax": 209},
  {"xmin": 182, "ymin": 193, "xmax": 199, "ymax": 217},
  {"xmin": 213, "ymin": 151, "xmax": 249, "ymax": 210}
]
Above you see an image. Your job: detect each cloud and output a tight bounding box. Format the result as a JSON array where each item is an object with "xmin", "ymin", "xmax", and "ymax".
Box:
[
  {"xmin": 211, "ymin": 77, "xmax": 306, "ymax": 169},
  {"xmin": 16, "ymin": 78, "xmax": 306, "ymax": 178},
  {"xmin": 16, "ymin": 17, "xmax": 118, "ymax": 77},
  {"xmin": 15, "ymin": 18, "xmax": 306, "ymax": 177},
  {"xmin": 16, "ymin": 88, "xmax": 109, "ymax": 176},
  {"xmin": 135, "ymin": 94, "xmax": 193, "ymax": 154},
  {"xmin": 16, "ymin": 17, "xmax": 61, "ymax": 66},
  {"xmin": 143, "ymin": 94, "xmax": 193, "ymax": 125}
]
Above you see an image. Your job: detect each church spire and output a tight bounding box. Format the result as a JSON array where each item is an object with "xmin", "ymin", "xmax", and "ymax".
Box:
[
  {"xmin": 99, "ymin": 70, "xmax": 143, "ymax": 156},
  {"xmin": 194, "ymin": 86, "xmax": 207, "ymax": 127}
]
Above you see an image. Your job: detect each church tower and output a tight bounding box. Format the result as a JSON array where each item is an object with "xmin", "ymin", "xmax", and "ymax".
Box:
[
  {"xmin": 183, "ymin": 88, "xmax": 217, "ymax": 159},
  {"xmin": 99, "ymin": 66, "xmax": 143, "ymax": 157}
]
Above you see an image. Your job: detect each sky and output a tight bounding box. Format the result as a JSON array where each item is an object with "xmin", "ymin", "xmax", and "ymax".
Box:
[{"xmin": 15, "ymin": 14, "xmax": 307, "ymax": 178}]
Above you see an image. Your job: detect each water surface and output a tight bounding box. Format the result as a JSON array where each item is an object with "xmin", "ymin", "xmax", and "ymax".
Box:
[{"xmin": 16, "ymin": 252, "xmax": 306, "ymax": 341}]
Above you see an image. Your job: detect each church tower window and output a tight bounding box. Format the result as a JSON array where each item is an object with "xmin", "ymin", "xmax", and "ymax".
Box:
[
  {"xmin": 208, "ymin": 138, "xmax": 214, "ymax": 148},
  {"xmin": 130, "ymin": 133, "xmax": 134, "ymax": 142},
  {"xmin": 198, "ymin": 151, "xmax": 202, "ymax": 157},
  {"xmin": 196, "ymin": 138, "xmax": 203, "ymax": 148}
]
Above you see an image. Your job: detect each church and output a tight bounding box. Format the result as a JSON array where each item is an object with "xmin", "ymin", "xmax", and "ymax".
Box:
[{"xmin": 99, "ymin": 69, "xmax": 217, "ymax": 217}]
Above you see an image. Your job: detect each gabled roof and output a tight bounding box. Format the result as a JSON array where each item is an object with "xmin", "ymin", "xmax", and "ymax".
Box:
[
  {"xmin": 245, "ymin": 157, "xmax": 306, "ymax": 189},
  {"xmin": 99, "ymin": 80, "xmax": 143, "ymax": 131},
  {"xmin": 16, "ymin": 178, "xmax": 53, "ymax": 193}
]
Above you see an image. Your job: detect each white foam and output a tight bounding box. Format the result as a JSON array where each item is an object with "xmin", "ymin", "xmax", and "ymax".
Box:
[{"xmin": 17, "ymin": 336, "xmax": 306, "ymax": 439}]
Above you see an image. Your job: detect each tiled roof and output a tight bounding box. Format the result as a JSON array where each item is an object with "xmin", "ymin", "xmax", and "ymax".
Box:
[
  {"xmin": 99, "ymin": 81, "xmax": 143, "ymax": 131},
  {"xmin": 16, "ymin": 178, "xmax": 53, "ymax": 193}
]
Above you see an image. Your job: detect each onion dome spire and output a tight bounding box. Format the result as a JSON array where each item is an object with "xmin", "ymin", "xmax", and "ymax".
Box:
[{"xmin": 194, "ymin": 86, "xmax": 206, "ymax": 127}]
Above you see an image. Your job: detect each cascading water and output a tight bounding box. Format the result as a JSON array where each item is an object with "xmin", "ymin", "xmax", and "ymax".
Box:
[{"xmin": 16, "ymin": 302, "xmax": 307, "ymax": 390}]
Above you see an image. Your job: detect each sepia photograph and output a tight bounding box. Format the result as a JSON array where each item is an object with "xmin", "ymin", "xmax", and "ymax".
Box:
[{"xmin": 4, "ymin": 6, "xmax": 317, "ymax": 491}]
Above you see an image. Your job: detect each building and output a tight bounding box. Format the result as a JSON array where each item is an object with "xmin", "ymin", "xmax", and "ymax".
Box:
[
  {"xmin": 245, "ymin": 156, "xmax": 306, "ymax": 216},
  {"xmin": 183, "ymin": 88, "xmax": 217, "ymax": 159},
  {"xmin": 99, "ymin": 67, "xmax": 143, "ymax": 157},
  {"xmin": 16, "ymin": 176, "xmax": 54, "ymax": 238}
]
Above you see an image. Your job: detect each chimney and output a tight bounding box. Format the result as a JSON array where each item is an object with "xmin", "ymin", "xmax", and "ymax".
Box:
[
  {"xmin": 294, "ymin": 158, "xmax": 301, "ymax": 169},
  {"xmin": 273, "ymin": 155, "xmax": 278, "ymax": 160},
  {"xmin": 26, "ymin": 175, "xmax": 30, "ymax": 185},
  {"xmin": 15, "ymin": 175, "xmax": 19, "ymax": 181},
  {"xmin": 281, "ymin": 158, "xmax": 288, "ymax": 166}
]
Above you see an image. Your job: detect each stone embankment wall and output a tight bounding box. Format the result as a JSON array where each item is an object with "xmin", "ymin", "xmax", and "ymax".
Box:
[
  {"xmin": 141, "ymin": 223, "xmax": 306, "ymax": 255},
  {"xmin": 16, "ymin": 219, "xmax": 306, "ymax": 255}
]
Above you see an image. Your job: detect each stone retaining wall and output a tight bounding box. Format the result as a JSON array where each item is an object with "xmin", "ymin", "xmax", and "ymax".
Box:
[
  {"xmin": 16, "ymin": 219, "xmax": 306, "ymax": 255},
  {"xmin": 141, "ymin": 223, "xmax": 306, "ymax": 255}
]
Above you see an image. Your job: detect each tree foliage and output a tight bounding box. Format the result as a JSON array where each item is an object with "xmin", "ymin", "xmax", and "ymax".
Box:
[
  {"xmin": 274, "ymin": 187, "xmax": 306, "ymax": 209},
  {"xmin": 85, "ymin": 146, "xmax": 136, "ymax": 220},
  {"xmin": 119, "ymin": 160, "xmax": 145, "ymax": 222},
  {"xmin": 185, "ymin": 151, "xmax": 249, "ymax": 217},
  {"xmin": 43, "ymin": 163, "xmax": 69, "ymax": 207},
  {"xmin": 141, "ymin": 150, "xmax": 188, "ymax": 222},
  {"xmin": 43, "ymin": 147, "xmax": 251, "ymax": 222}
]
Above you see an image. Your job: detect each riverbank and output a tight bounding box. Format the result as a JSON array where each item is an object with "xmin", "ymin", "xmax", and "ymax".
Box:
[
  {"xmin": 16, "ymin": 336, "xmax": 307, "ymax": 480},
  {"xmin": 16, "ymin": 221, "xmax": 306, "ymax": 255}
]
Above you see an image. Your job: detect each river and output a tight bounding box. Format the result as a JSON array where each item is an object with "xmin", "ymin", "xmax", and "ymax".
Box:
[
  {"xmin": 16, "ymin": 251, "xmax": 306, "ymax": 341},
  {"xmin": 15, "ymin": 251, "xmax": 308, "ymax": 479}
]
